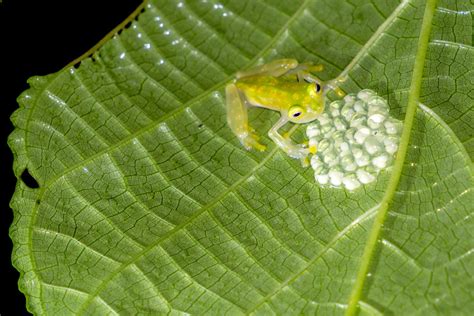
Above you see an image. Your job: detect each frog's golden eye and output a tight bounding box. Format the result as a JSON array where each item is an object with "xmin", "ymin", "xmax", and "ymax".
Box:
[
  {"xmin": 289, "ymin": 105, "xmax": 306, "ymax": 119},
  {"xmin": 315, "ymin": 83, "xmax": 322, "ymax": 93}
]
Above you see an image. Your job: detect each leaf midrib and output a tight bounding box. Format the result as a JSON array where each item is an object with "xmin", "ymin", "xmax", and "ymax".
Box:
[{"xmin": 344, "ymin": 0, "xmax": 439, "ymax": 314}]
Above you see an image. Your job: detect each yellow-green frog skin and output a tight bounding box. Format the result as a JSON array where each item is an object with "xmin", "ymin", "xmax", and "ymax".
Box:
[{"xmin": 226, "ymin": 58, "xmax": 344, "ymax": 165}]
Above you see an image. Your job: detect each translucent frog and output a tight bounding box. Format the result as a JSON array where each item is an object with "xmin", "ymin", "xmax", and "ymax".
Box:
[{"xmin": 226, "ymin": 58, "xmax": 344, "ymax": 165}]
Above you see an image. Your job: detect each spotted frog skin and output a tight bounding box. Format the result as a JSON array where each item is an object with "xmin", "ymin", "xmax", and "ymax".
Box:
[{"xmin": 226, "ymin": 58, "xmax": 344, "ymax": 165}]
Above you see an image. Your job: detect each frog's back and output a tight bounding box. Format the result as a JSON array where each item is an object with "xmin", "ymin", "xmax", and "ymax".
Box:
[{"xmin": 235, "ymin": 75, "xmax": 308, "ymax": 110}]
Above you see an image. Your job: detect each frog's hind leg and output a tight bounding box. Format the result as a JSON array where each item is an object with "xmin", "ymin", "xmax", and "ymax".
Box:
[
  {"xmin": 226, "ymin": 83, "xmax": 266, "ymax": 151},
  {"xmin": 283, "ymin": 62, "xmax": 324, "ymax": 82},
  {"xmin": 299, "ymin": 62, "xmax": 324, "ymax": 74},
  {"xmin": 236, "ymin": 59, "xmax": 299, "ymax": 79}
]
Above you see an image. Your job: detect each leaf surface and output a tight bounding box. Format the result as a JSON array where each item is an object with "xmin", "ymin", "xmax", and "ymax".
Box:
[{"xmin": 9, "ymin": 0, "xmax": 474, "ymax": 315}]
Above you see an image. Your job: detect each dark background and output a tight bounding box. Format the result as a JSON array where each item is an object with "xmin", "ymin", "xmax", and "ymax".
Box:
[{"xmin": 0, "ymin": 0, "xmax": 141, "ymax": 314}]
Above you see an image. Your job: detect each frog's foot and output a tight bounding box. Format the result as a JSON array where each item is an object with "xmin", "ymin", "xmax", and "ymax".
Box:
[
  {"xmin": 240, "ymin": 133, "xmax": 266, "ymax": 152},
  {"xmin": 301, "ymin": 143, "xmax": 317, "ymax": 167},
  {"xmin": 275, "ymin": 131, "xmax": 311, "ymax": 162},
  {"xmin": 282, "ymin": 143, "xmax": 310, "ymax": 160},
  {"xmin": 301, "ymin": 156, "xmax": 310, "ymax": 168},
  {"xmin": 285, "ymin": 144, "xmax": 312, "ymax": 167},
  {"xmin": 302, "ymin": 63, "xmax": 324, "ymax": 73},
  {"xmin": 326, "ymin": 76, "xmax": 347, "ymax": 97},
  {"xmin": 303, "ymin": 140, "xmax": 317, "ymax": 155}
]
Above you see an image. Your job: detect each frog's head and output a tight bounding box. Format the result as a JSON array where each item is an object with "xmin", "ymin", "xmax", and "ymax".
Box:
[{"xmin": 287, "ymin": 82, "xmax": 325, "ymax": 123}]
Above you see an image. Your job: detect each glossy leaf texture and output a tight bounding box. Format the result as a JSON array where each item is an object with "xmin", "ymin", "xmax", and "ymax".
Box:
[{"xmin": 9, "ymin": 0, "xmax": 473, "ymax": 315}]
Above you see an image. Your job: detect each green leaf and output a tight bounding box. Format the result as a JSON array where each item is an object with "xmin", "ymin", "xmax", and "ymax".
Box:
[{"xmin": 9, "ymin": 0, "xmax": 473, "ymax": 315}]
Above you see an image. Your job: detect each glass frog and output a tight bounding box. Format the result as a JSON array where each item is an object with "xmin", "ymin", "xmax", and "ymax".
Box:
[{"xmin": 226, "ymin": 58, "xmax": 344, "ymax": 165}]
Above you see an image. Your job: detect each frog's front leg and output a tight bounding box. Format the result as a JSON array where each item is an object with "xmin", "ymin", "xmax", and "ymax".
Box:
[
  {"xmin": 294, "ymin": 63, "xmax": 324, "ymax": 82},
  {"xmin": 268, "ymin": 116, "xmax": 310, "ymax": 165},
  {"xmin": 226, "ymin": 83, "xmax": 266, "ymax": 151},
  {"xmin": 325, "ymin": 76, "xmax": 347, "ymax": 97}
]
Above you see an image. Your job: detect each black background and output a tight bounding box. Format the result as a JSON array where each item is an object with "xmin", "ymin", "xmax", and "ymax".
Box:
[{"xmin": 0, "ymin": 0, "xmax": 141, "ymax": 314}]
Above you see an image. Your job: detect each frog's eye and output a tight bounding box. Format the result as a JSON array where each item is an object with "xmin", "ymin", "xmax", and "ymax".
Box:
[
  {"xmin": 289, "ymin": 105, "xmax": 306, "ymax": 119},
  {"xmin": 315, "ymin": 83, "xmax": 322, "ymax": 93}
]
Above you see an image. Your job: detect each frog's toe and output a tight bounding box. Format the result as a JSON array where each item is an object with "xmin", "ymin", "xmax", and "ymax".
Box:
[
  {"xmin": 249, "ymin": 140, "xmax": 266, "ymax": 152},
  {"xmin": 336, "ymin": 75, "xmax": 348, "ymax": 83},
  {"xmin": 334, "ymin": 87, "xmax": 346, "ymax": 97},
  {"xmin": 298, "ymin": 147, "xmax": 311, "ymax": 158},
  {"xmin": 309, "ymin": 64, "xmax": 324, "ymax": 72},
  {"xmin": 284, "ymin": 145, "xmax": 310, "ymax": 160},
  {"xmin": 241, "ymin": 134, "xmax": 266, "ymax": 152},
  {"xmin": 301, "ymin": 141, "xmax": 317, "ymax": 155},
  {"xmin": 300, "ymin": 156, "xmax": 310, "ymax": 167}
]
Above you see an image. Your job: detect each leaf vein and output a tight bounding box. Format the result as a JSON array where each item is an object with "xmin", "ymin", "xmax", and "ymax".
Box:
[{"xmin": 245, "ymin": 204, "xmax": 380, "ymax": 314}]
